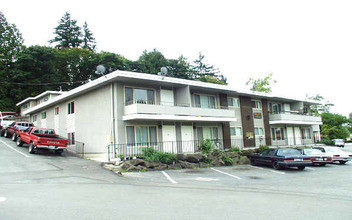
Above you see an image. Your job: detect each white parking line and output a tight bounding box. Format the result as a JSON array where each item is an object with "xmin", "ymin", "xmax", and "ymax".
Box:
[
  {"xmin": 248, "ymin": 165, "xmax": 264, "ymax": 170},
  {"xmin": 305, "ymin": 167, "xmax": 315, "ymax": 170},
  {"xmin": 161, "ymin": 171, "xmax": 177, "ymax": 184},
  {"xmin": 270, "ymin": 170, "xmax": 285, "ymax": 175},
  {"xmin": 0, "ymin": 139, "xmax": 30, "ymax": 158},
  {"xmin": 211, "ymin": 168, "xmax": 242, "ymax": 180}
]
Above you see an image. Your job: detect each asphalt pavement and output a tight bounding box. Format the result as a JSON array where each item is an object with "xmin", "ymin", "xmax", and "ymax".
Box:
[{"xmin": 0, "ymin": 137, "xmax": 351, "ymax": 220}]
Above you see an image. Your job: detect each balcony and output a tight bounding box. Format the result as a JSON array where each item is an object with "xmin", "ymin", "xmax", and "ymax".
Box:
[
  {"xmin": 123, "ymin": 103, "xmax": 236, "ymax": 122},
  {"xmin": 269, "ymin": 111, "xmax": 322, "ymax": 125}
]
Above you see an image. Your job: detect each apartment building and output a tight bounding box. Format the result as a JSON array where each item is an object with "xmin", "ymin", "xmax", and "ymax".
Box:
[
  {"xmin": 17, "ymin": 91, "xmax": 65, "ymax": 117},
  {"xmin": 20, "ymin": 70, "xmax": 322, "ymax": 157}
]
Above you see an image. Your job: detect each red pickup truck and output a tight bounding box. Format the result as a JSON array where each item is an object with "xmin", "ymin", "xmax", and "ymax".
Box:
[
  {"xmin": 5, "ymin": 121, "xmax": 34, "ymax": 141},
  {"xmin": 17, "ymin": 127, "xmax": 68, "ymax": 155}
]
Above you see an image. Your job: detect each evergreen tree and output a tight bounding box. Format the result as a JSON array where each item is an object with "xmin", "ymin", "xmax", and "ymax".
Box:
[
  {"xmin": 82, "ymin": 21, "xmax": 96, "ymax": 51},
  {"xmin": 167, "ymin": 55, "xmax": 193, "ymax": 79},
  {"xmin": 49, "ymin": 12, "xmax": 83, "ymax": 49},
  {"xmin": 192, "ymin": 52, "xmax": 227, "ymax": 84},
  {"xmin": 192, "ymin": 52, "xmax": 220, "ymax": 77}
]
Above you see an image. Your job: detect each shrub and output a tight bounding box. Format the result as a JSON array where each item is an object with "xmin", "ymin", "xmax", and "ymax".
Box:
[
  {"xmin": 212, "ymin": 148, "xmax": 221, "ymax": 156},
  {"xmin": 229, "ymin": 147, "xmax": 241, "ymax": 152},
  {"xmin": 199, "ymin": 139, "xmax": 214, "ymax": 154},
  {"xmin": 258, "ymin": 145, "xmax": 269, "ymax": 152},
  {"xmin": 317, "ymin": 138, "xmax": 334, "ymax": 146},
  {"xmin": 221, "ymin": 155, "xmax": 233, "ymax": 166},
  {"xmin": 141, "ymin": 147, "xmax": 177, "ymax": 164}
]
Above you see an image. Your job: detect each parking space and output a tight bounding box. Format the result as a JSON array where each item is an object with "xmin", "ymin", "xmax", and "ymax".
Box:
[{"xmin": 123, "ymin": 161, "xmax": 352, "ymax": 198}]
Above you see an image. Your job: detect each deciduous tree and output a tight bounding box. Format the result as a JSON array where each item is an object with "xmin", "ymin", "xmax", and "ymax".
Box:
[{"xmin": 246, "ymin": 73, "xmax": 276, "ymax": 93}]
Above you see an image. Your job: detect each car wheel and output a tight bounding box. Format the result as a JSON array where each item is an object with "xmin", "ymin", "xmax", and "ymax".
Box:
[
  {"xmin": 54, "ymin": 149, "xmax": 63, "ymax": 155},
  {"xmin": 272, "ymin": 161, "xmax": 281, "ymax": 170},
  {"xmin": 29, "ymin": 142, "xmax": 35, "ymax": 154},
  {"xmin": 4, "ymin": 130, "xmax": 9, "ymax": 138},
  {"xmin": 16, "ymin": 137, "xmax": 23, "ymax": 147},
  {"xmin": 339, "ymin": 161, "xmax": 347, "ymax": 165},
  {"xmin": 297, "ymin": 166, "xmax": 305, "ymax": 170},
  {"xmin": 12, "ymin": 133, "xmax": 17, "ymax": 141},
  {"xmin": 0, "ymin": 130, "xmax": 4, "ymax": 137}
]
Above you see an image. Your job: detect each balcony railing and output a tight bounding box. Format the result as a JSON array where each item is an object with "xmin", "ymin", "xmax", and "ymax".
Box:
[
  {"xmin": 269, "ymin": 111, "xmax": 322, "ymax": 124},
  {"xmin": 123, "ymin": 100, "xmax": 236, "ymax": 121}
]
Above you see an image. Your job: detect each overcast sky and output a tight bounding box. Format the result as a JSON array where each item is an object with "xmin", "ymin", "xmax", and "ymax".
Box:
[{"xmin": 2, "ymin": 0, "xmax": 351, "ymax": 116}]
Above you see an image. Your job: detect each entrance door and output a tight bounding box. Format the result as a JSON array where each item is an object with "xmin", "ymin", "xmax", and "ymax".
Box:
[
  {"xmin": 162, "ymin": 125, "xmax": 176, "ymax": 153},
  {"xmin": 181, "ymin": 125, "xmax": 194, "ymax": 153}
]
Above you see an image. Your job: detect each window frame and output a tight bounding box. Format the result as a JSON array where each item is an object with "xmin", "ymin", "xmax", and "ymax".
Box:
[
  {"xmin": 230, "ymin": 127, "xmax": 242, "ymax": 136},
  {"xmin": 124, "ymin": 86, "xmax": 156, "ymax": 105},
  {"xmin": 227, "ymin": 97, "xmax": 240, "ymax": 108},
  {"xmin": 193, "ymin": 93, "xmax": 217, "ymax": 109},
  {"xmin": 125, "ymin": 125, "xmax": 158, "ymax": 146},
  {"xmin": 54, "ymin": 106, "xmax": 59, "ymax": 115},
  {"xmin": 251, "ymin": 100, "xmax": 262, "ymax": 109},
  {"xmin": 67, "ymin": 101, "xmax": 75, "ymax": 114}
]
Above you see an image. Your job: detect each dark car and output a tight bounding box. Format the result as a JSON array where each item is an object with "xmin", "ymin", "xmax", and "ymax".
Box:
[
  {"xmin": 249, "ymin": 148, "xmax": 312, "ymax": 170},
  {"xmin": 298, "ymin": 148, "xmax": 332, "ymax": 166}
]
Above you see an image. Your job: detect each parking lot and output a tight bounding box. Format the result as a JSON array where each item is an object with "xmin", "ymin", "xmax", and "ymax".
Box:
[{"xmin": 1, "ymin": 136, "xmax": 352, "ymax": 219}]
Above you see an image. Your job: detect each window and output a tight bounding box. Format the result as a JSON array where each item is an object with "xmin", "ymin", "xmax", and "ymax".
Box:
[
  {"xmin": 67, "ymin": 132, "xmax": 75, "ymax": 145},
  {"xmin": 125, "ymin": 87, "xmax": 155, "ymax": 105},
  {"xmin": 269, "ymin": 103, "xmax": 282, "ymax": 114},
  {"xmin": 254, "ymin": 127, "xmax": 264, "ymax": 136},
  {"xmin": 44, "ymin": 96, "xmax": 49, "ymax": 102},
  {"xmin": 33, "ymin": 115, "xmax": 37, "ymax": 122},
  {"xmin": 271, "ymin": 128, "xmax": 285, "ymax": 140},
  {"xmin": 230, "ymin": 127, "xmax": 242, "ymax": 136},
  {"xmin": 41, "ymin": 112, "xmax": 46, "ymax": 119},
  {"xmin": 68, "ymin": 101, "xmax": 74, "ymax": 114},
  {"xmin": 194, "ymin": 95, "xmax": 216, "ymax": 109},
  {"xmin": 54, "ymin": 107, "xmax": 59, "ymax": 115},
  {"xmin": 227, "ymin": 97, "xmax": 240, "ymax": 108},
  {"xmin": 252, "ymin": 100, "xmax": 262, "ymax": 109},
  {"xmin": 301, "ymin": 128, "xmax": 312, "ymax": 139},
  {"xmin": 197, "ymin": 127, "xmax": 218, "ymax": 140},
  {"xmin": 126, "ymin": 126, "xmax": 157, "ymax": 145}
]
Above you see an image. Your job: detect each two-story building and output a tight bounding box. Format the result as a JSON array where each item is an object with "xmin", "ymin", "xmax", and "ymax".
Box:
[{"xmin": 20, "ymin": 70, "xmax": 322, "ymax": 158}]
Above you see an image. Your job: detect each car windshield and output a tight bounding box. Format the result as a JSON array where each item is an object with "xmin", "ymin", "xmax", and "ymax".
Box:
[
  {"xmin": 277, "ymin": 149, "xmax": 301, "ymax": 156},
  {"xmin": 325, "ymin": 147, "xmax": 343, "ymax": 153},
  {"xmin": 304, "ymin": 149, "xmax": 323, "ymax": 155}
]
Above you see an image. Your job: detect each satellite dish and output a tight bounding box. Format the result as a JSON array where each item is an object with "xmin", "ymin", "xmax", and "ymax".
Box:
[
  {"xmin": 95, "ymin": 65, "xmax": 106, "ymax": 75},
  {"xmin": 160, "ymin": 67, "xmax": 168, "ymax": 75}
]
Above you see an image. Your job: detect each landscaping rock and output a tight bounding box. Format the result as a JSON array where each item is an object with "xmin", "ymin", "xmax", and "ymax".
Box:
[
  {"xmin": 145, "ymin": 161, "xmax": 161, "ymax": 168},
  {"xmin": 224, "ymin": 151, "xmax": 239, "ymax": 158},
  {"xmin": 238, "ymin": 156, "xmax": 250, "ymax": 165},
  {"xmin": 232, "ymin": 157, "xmax": 240, "ymax": 164},
  {"xmin": 178, "ymin": 161, "xmax": 199, "ymax": 169},
  {"xmin": 183, "ymin": 153, "xmax": 204, "ymax": 163},
  {"xmin": 130, "ymin": 159, "xmax": 147, "ymax": 167},
  {"xmin": 168, "ymin": 163, "xmax": 182, "ymax": 170},
  {"xmin": 153, "ymin": 164, "xmax": 168, "ymax": 171},
  {"xmin": 121, "ymin": 161, "xmax": 132, "ymax": 170},
  {"xmin": 199, "ymin": 162, "xmax": 210, "ymax": 168},
  {"xmin": 126, "ymin": 165, "xmax": 142, "ymax": 172}
]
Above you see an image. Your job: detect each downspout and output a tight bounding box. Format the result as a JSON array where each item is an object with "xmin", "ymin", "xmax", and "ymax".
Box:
[{"xmin": 110, "ymin": 83, "xmax": 116, "ymax": 158}]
